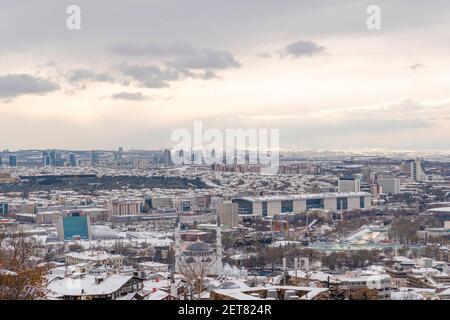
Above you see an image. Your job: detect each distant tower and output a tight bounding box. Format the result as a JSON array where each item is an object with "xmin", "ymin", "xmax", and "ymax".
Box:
[
  {"xmin": 216, "ymin": 216, "xmax": 223, "ymax": 275},
  {"xmin": 163, "ymin": 149, "xmax": 173, "ymax": 166},
  {"xmin": 42, "ymin": 151, "xmax": 50, "ymax": 166},
  {"xmin": 174, "ymin": 217, "xmax": 181, "ymax": 273},
  {"xmin": 90, "ymin": 150, "xmax": 99, "ymax": 166},
  {"xmin": 8, "ymin": 155, "xmax": 17, "ymax": 167},
  {"xmin": 411, "ymin": 158, "xmax": 426, "ymax": 182},
  {"xmin": 115, "ymin": 147, "xmax": 123, "ymax": 162},
  {"xmin": 69, "ymin": 153, "xmax": 77, "ymax": 167}
]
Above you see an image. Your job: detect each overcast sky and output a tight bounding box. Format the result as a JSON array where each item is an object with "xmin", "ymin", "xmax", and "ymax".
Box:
[{"xmin": 1, "ymin": 0, "xmax": 450, "ymax": 151}]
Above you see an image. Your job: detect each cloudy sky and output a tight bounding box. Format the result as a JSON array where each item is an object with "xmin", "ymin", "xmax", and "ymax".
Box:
[{"xmin": 1, "ymin": 0, "xmax": 450, "ymax": 151}]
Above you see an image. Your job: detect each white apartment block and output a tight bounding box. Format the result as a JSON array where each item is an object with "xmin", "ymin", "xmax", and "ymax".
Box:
[
  {"xmin": 65, "ymin": 251, "xmax": 123, "ymax": 270},
  {"xmin": 377, "ymin": 178, "xmax": 401, "ymax": 195},
  {"xmin": 338, "ymin": 178, "xmax": 361, "ymax": 193}
]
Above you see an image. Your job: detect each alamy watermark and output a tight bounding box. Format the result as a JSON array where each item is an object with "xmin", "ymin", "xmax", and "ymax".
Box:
[
  {"xmin": 366, "ymin": 5, "xmax": 381, "ymax": 30},
  {"xmin": 66, "ymin": 5, "xmax": 81, "ymax": 30},
  {"xmin": 64, "ymin": 5, "xmax": 380, "ymax": 31},
  {"xmin": 170, "ymin": 121, "xmax": 280, "ymax": 174}
]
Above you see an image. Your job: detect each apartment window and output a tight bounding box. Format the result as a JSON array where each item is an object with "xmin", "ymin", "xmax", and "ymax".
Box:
[
  {"xmin": 233, "ymin": 199, "xmax": 253, "ymax": 215},
  {"xmin": 360, "ymin": 196, "xmax": 365, "ymax": 209},
  {"xmin": 337, "ymin": 198, "xmax": 348, "ymax": 210},
  {"xmin": 306, "ymin": 198, "xmax": 324, "ymax": 209},
  {"xmin": 281, "ymin": 200, "xmax": 293, "ymax": 213},
  {"xmin": 262, "ymin": 201, "xmax": 268, "ymax": 217}
]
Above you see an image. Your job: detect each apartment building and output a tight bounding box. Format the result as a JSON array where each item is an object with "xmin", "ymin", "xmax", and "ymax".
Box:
[{"xmin": 65, "ymin": 251, "xmax": 123, "ymax": 269}]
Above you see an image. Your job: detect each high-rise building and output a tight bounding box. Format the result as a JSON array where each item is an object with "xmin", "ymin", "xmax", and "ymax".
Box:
[
  {"xmin": 55, "ymin": 152, "xmax": 62, "ymax": 164},
  {"xmin": 134, "ymin": 159, "xmax": 147, "ymax": 169},
  {"xmin": 370, "ymin": 183, "xmax": 382, "ymax": 197},
  {"xmin": 90, "ymin": 150, "xmax": 99, "ymax": 166},
  {"xmin": 217, "ymin": 201, "xmax": 239, "ymax": 228},
  {"xmin": 8, "ymin": 155, "xmax": 17, "ymax": 167},
  {"xmin": 114, "ymin": 147, "xmax": 123, "ymax": 161},
  {"xmin": 49, "ymin": 150, "xmax": 56, "ymax": 165},
  {"xmin": 191, "ymin": 149, "xmax": 203, "ymax": 164},
  {"xmin": 109, "ymin": 199, "xmax": 142, "ymax": 216},
  {"xmin": 43, "ymin": 150, "xmax": 62, "ymax": 166},
  {"xmin": 399, "ymin": 162, "xmax": 411, "ymax": 176},
  {"xmin": 338, "ymin": 178, "xmax": 361, "ymax": 193},
  {"xmin": 69, "ymin": 153, "xmax": 77, "ymax": 166},
  {"xmin": 377, "ymin": 178, "xmax": 401, "ymax": 195},
  {"xmin": 42, "ymin": 151, "xmax": 51, "ymax": 166},
  {"xmin": 57, "ymin": 211, "xmax": 92, "ymax": 241},
  {"xmin": 163, "ymin": 149, "xmax": 173, "ymax": 166},
  {"xmin": 411, "ymin": 159, "xmax": 426, "ymax": 181}
]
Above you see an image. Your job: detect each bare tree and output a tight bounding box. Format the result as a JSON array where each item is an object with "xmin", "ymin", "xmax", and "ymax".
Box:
[
  {"xmin": 0, "ymin": 226, "xmax": 47, "ymax": 300},
  {"xmin": 389, "ymin": 217, "xmax": 420, "ymax": 244},
  {"xmin": 177, "ymin": 256, "xmax": 216, "ymax": 300}
]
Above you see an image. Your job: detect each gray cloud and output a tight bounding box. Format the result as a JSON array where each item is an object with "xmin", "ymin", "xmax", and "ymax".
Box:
[
  {"xmin": 410, "ymin": 63, "xmax": 426, "ymax": 70},
  {"xmin": 167, "ymin": 48, "xmax": 240, "ymax": 70},
  {"xmin": 116, "ymin": 64, "xmax": 180, "ymax": 88},
  {"xmin": 256, "ymin": 52, "xmax": 271, "ymax": 58},
  {"xmin": 111, "ymin": 91, "xmax": 150, "ymax": 101},
  {"xmin": 68, "ymin": 69, "xmax": 115, "ymax": 83},
  {"xmin": 1, "ymin": 1, "xmax": 450, "ymax": 58},
  {"xmin": 107, "ymin": 43, "xmax": 196, "ymax": 57},
  {"xmin": 116, "ymin": 58, "xmax": 223, "ymax": 88},
  {"xmin": 109, "ymin": 43, "xmax": 240, "ymax": 70},
  {"xmin": 206, "ymin": 98, "xmax": 449, "ymax": 150},
  {"xmin": 0, "ymin": 74, "xmax": 59, "ymax": 99},
  {"xmin": 197, "ymin": 70, "xmax": 220, "ymax": 80},
  {"xmin": 1, "ymin": 1, "xmax": 450, "ymax": 150},
  {"xmin": 283, "ymin": 40, "xmax": 325, "ymax": 58},
  {"xmin": 110, "ymin": 42, "xmax": 240, "ymax": 79}
]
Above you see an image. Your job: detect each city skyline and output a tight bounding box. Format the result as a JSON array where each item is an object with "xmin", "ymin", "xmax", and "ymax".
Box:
[{"xmin": 2, "ymin": 1, "xmax": 450, "ymax": 305}]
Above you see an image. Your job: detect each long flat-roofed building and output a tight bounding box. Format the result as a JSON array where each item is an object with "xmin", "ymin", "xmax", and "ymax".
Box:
[
  {"xmin": 65, "ymin": 250, "xmax": 123, "ymax": 269},
  {"xmin": 109, "ymin": 198, "xmax": 142, "ymax": 216},
  {"xmin": 232, "ymin": 192, "xmax": 371, "ymax": 217}
]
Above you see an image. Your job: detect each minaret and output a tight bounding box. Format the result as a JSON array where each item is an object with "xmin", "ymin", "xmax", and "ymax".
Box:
[
  {"xmin": 216, "ymin": 216, "xmax": 223, "ymax": 276},
  {"xmin": 174, "ymin": 216, "xmax": 181, "ymax": 273},
  {"xmin": 169, "ymin": 272, "xmax": 177, "ymax": 296}
]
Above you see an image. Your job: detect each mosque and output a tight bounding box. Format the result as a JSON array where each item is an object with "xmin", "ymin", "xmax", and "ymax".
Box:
[{"xmin": 174, "ymin": 219, "xmax": 223, "ymax": 276}]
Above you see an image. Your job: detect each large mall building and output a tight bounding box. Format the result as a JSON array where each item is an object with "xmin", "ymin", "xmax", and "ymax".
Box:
[{"xmin": 232, "ymin": 192, "xmax": 371, "ymax": 217}]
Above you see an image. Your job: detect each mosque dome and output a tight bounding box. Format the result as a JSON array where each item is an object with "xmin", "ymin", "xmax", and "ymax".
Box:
[{"xmin": 184, "ymin": 240, "xmax": 213, "ymax": 254}]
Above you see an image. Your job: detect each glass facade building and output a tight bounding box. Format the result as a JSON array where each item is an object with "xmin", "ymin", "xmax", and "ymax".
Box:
[
  {"xmin": 62, "ymin": 215, "xmax": 90, "ymax": 240},
  {"xmin": 233, "ymin": 192, "xmax": 370, "ymax": 217},
  {"xmin": 8, "ymin": 155, "xmax": 17, "ymax": 167}
]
